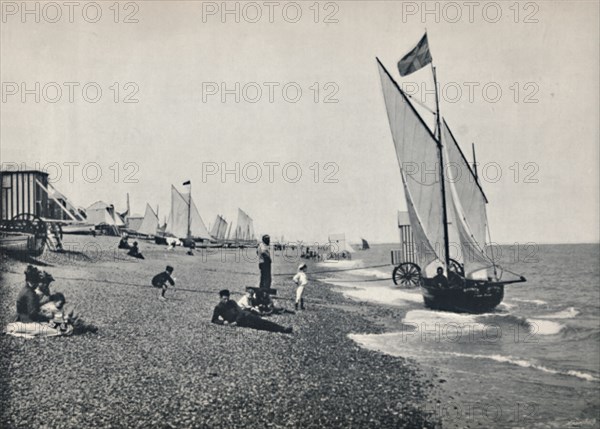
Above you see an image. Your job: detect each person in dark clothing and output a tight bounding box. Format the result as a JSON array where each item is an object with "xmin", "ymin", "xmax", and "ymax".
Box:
[
  {"xmin": 15, "ymin": 265, "xmax": 47, "ymax": 323},
  {"xmin": 257, "ymin": 234, "xmax": 272, "ymax": 289},
  {"xmin": 152, "ymin": 265, "xmax": 176, "ymax": 301},
  {"xmin": 127, "ymin": 241, "xmax": 145, "ymax": 259},
  {"xmin": 211, "ymin": 289, "xmax": 292, "ymax": 334},
  {"xmin": 433, "ymin": 267, "xmax": 448, "ymax": 288},
  {"xmin": 118, "ymin": 235, "xmax": 131, "ymax": 249}
]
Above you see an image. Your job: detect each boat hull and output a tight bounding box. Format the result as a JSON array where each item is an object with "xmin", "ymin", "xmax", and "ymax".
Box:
[{"xmin": 420, "ymin": 279, "xmax": 504, "ymax": 313}]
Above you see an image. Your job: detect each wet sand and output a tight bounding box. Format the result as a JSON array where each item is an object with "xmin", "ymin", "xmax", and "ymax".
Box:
[{"xmin": 0, "ymin": 235, "xmax": 438, "ymax": 428}]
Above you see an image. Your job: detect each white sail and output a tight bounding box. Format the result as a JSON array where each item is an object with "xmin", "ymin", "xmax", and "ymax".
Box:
[
  {"xmin": 234, "ymin": 208, "xmax": 255, "ymax": 242},
  {"xmin": 378, "ymin": 60, "xmax": 446, "ymax": 269},
  {"xmin": 165, "ymin": 185, "xmax": 210, "ymax": 240},
  {"xmin": 137, "ymin": 204, "xmax": 159, "ymax": 236},
  {"xmin": 442, "ymin": 120, "xmax": 488, "ymax": 250},
  {"xmin": 210, "ymin": 215, "xmax": 228, "ymax": 240}
]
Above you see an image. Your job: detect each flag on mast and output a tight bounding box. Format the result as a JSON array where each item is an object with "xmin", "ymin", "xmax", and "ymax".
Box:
[
  {"xmin": 397, "ymin": 33, "xmax": 432, "ymax": 76},
  {"xmin": 182, "ymin": 180, "xmax": 191, "ymax": 186}
]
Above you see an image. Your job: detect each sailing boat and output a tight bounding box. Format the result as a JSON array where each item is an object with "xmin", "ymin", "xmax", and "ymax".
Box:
[
  {"xmin": 165, "ymin": 182, "xmax": 211, "ymax": 245},
  {"xmin": 209, "ymin": 214, "xmax": 228, "ymax": 246},
  {"xmin": 378, "ymin": 34, "xmax": 526, "ymax": 313},
  {"xmin": 359, "ymin": 238, "xmax": 370, "ymax": 251},
  {"xmin": 229, "ymin": 208, "xmax": 257, "ymax": 247}
]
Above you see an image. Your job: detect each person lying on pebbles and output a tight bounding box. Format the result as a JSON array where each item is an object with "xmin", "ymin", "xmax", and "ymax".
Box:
[{"xmin": 211, "ymin": 289, "xmax": 292, "ymax": 334}]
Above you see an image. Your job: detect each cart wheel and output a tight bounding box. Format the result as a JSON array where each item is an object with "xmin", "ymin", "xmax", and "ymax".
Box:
[
  {"xmin": 393, "ymin": 263, "xmax": 422, "ymax": 288},
  {"xmin": 448, "ymin": 258, "xmax": 464, "ymax": 277},
  {"xmin": 10, "ymin": 213, "xmax": 47, "ymax": 239}
]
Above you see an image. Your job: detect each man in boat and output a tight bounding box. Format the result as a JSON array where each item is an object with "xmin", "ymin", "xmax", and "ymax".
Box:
[
  {"xmin": 211, "ymin": 289, "xmax": 292, "ymax": 333},
  {"xmin": 15, "ymin": 266, "xmax": 47, "ymax": 323},
  {"xmin": 433, "ymin": 267, "xmax": 448, "ymax": 288},
  {"xmin": 257, "ymin": 234, "xmax": 272, "ymax": 289}
]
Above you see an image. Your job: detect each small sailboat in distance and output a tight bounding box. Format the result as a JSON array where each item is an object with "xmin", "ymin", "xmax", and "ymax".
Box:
[
  {"xmin": 359, "ymin": 238, "xmax": 370, "ymax": 250},
  {"xmin": 378, "ymin": 33, "xmax": 526, "ymax": 313}
]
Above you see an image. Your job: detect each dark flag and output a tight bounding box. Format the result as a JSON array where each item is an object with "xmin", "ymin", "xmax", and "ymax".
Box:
[
  {"xmin": 397, "ymin": 33, "xmax": 432, "ymax": 76},
  {"xmin": 183, "ymin": 180, "xmax": 191, "ymax": 186}
]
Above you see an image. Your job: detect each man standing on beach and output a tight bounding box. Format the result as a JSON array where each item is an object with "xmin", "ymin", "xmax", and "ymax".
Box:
[
  {"xmin": 211, "ymin": 289, "xmax": 292, "ymax": 334},
  {"xmin": 257, "ymin": 234, "xmax": 272, "ymax": 289}
]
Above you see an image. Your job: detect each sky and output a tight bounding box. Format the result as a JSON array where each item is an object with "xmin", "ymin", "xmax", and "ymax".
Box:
[{"xmin": 1, "ymin": 1, "xmax": 598, "ymax": 244}]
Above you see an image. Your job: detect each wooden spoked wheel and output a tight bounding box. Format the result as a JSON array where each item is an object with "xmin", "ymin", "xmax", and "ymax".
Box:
[
  {"xmin": 9, "ymin": 213, "xmax": 47, "ymax": 239},
  {"xmin": 448, "ymin": 258, "xmax": 465, "ymax": 277},
  {"xmin": 392, "ymin": 263, "xmax": 422, "ymax": 288}
]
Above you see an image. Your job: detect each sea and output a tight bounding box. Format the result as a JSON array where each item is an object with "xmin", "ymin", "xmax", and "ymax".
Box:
[{"xmin": 314, "ymin": 243, "xmax": 600, "ymax": 429}]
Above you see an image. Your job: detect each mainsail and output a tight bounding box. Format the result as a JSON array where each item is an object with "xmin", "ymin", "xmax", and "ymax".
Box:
[
  {"xmin": 210, "ymin": 215, "xmax": 228, "ymax": 241},
  {"xmin": 378, "ymin": 58, "xmax": 496, "ymax": 279},
  {"xmin": 233, "ymin": 208, "xmax": 255, "ymax": 242},
  {"xmin": 137, "ymin": 203, "xmax": 159, "ymax": 236},
  {"xmin": 442, "ymin": 120, "xmax": 495, "ymax": 277},
  {"xmin": 377, "ymin": 59, "xmax": 446, "ymax": 270},
  {"xmin": 165, "ymin": 185, "xmax": 210, "ymax": 240}
]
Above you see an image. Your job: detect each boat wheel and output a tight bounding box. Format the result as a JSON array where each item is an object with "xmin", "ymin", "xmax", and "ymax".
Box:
[
  {"xmin": 10, "ymin": 213, "xmax": 47, "ymax": 239},
  {"xmin": 392, "ymin": 263, "xmax": 422, "ymax": 288},
  {"xmin": 448, "ymin": 258, "xmax": 464, "ymax": 276}
]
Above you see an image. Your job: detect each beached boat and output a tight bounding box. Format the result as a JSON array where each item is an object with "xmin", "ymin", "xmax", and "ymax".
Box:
[
  {"xmin": 378, "ymin": 34, "xmax": 526, "ymax": 313},
  {"xmin": 164, "ymin": 182, "xmax": 211, "ymax": 246},
  {"xmin": 0, "ymin": 214, "xmax": 47, "ymax": 257}
]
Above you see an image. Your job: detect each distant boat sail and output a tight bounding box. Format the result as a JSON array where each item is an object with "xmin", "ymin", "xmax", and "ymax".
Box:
[
  {"xmin": 359, "ymin": 238, "xmax": 370, "ymax": 250},
  {"xmin": 137, "ymin": 204, "xmax": 160, "ymax": 237},
  {"xmin": 233, "ymin": 208, "xmax": 256, "ymax": 244},
  {"xmin": 165, "ymin": 184, "xmax": 210, "ymax": 241},
  {"xmin": 378, "ymin": 35, "xmax": 525, "ymax": 313},
  {"xmin": 210, "ymin": 214, "xmax": 228, "ymax": 241}
]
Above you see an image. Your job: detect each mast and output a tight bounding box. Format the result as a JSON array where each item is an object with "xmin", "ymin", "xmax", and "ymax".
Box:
[
  {"xmin": 472, "ymin": 143, "xmax": 479, "ymax": 183},
  {"xmin": 186, "ymin": 183, "xmax": 192, "ymax": 241},
  {"xmin": 432, "ymin": 65, "xmax": 451, "ymax": 269}
]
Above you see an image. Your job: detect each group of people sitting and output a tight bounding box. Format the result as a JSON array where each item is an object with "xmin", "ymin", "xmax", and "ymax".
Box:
[
  {"xmin": 11, "ymin": 265, "xmax": 74, "ymax": 336},
  {"xmin": 209, "ymin": 263, "xmax": 310, "ymax": 334},
  {"xmin": 118, "ymin": 234, "xmax": 145, "ymax": 259}
]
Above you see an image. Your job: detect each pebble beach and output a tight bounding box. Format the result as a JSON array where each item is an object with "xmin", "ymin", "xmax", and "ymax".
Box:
[{"xmin": 0, "ymin": 235, "xmax": 439, "ymax": 428}]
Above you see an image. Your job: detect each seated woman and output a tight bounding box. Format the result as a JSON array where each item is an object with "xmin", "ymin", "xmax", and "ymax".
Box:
[
  {"xmin": 118, "ymin": 235, "xmax": 131, "ymax": 249},
  {"xmin": 254, "ymin": 289, "xmax": 294, "ymax": 315},
  {"xmin": 127, "ymin": 241, "xmax": 145, "ymax": 259},
  {"xmin": 15, "ymin": 266, "xmax": 46, "ymax": 323}
]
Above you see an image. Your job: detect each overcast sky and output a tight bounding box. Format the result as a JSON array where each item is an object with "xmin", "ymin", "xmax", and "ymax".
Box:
[{"xmin": 1, "ymin": 1, "xmax": 598, "ymax": 244}]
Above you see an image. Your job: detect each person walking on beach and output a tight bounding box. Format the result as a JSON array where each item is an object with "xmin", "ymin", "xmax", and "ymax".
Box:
[
  {"xmin": 211, "ymin": 289, "xmax": 292, "ymax": 334},
  {"xmin": 293, "ymin": 263, "xmax": 308, "ymax": 310},
  {"xmin": 152, "ymin": 266, "xmax": 176, "ymax": 301},
  {"xmin": 257, "ymin": 234, "xmax": 272, "ymax": 289}
]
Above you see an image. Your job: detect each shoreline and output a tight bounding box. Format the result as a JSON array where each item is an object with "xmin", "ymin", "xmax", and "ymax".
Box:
[{"xmin": 0, "ymin": 236, "xmax": 440, "ymax": 428}]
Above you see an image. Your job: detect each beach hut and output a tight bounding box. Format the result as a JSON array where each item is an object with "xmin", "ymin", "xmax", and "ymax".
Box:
[{"xmin": 0, "ymin": 170, "xmax": 50, "ymax": 220}]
